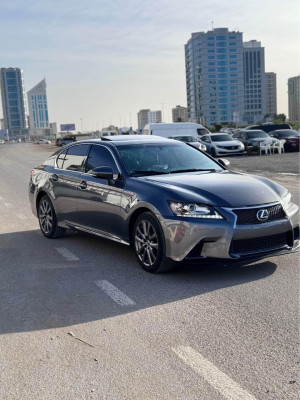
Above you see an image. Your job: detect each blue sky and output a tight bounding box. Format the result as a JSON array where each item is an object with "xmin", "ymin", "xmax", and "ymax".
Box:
[{"xmin": 0, "ymin": 0, "xmax": 299, "ymax": 129}]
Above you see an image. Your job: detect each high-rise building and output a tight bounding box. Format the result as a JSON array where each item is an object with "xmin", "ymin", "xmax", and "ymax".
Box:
[
  {"xmin": 137, "ymin": 109, "xmax": 162, "ymax": 130},
  {"xmin": 288, "ymin": 75, "xmax": 300, "ymax": 122},
  {"xmin": 185, "ymin": 28, "xmax": 245, "ymax": 127},
  {"xmin": 265, "ymin": 72, "xmax": 277, "ymax": 118},
  {"xmin": 149, "ymin": 110, "xmax": 162, "ymax": 124},
  {"xmin": 137, "ymin": 109, "xmax": 150, "ymax": 131},
  {"xmin": 172, "ymin": 105, "xmax": 188, "ymax": 122},
  {"xmin": 185, "ymin": 28, "xmax": 267, "ymax": 127},
  {"xmin": 0, "ymin": 67, "xmax": 28, "ymax": 136},
  {"xmin": 27, "ymin": 78, "xmax": 50, "ymax": 137},
  {"xmin": 243, "ymin": 40, "xmax": 266, "ymax": 124}
]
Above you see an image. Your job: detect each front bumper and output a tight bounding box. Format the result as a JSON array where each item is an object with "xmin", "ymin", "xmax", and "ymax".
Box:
[
  {"xmin": 215, "ymin": 148, "xmax": 245, "ymax": 156},
  {"xmin": 159, "ymin": 202, "xmax": 299, "ymax": 262}
]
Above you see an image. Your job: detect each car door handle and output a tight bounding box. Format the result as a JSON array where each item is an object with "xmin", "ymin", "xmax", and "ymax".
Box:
[
  {"xmin": 52, "ymin": 174, "xmax": 58, "ymax": 182},
  {"xmin": 79, "ymin": 181, "xmax": 87, "ymax": 190}
]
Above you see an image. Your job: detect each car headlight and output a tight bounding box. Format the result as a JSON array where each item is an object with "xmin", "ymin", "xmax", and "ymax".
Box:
[
  {"xmin": 169, "ymin": 201, "xmax": 224, "ymax": 219},
  {"xmin": 281, "ymin": 191, "xmax": 292, "ymax": 210}
]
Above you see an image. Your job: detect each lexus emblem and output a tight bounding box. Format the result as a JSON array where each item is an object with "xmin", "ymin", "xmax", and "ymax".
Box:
[{"xmin": 256, "ymin": 209, "xmax": 269, "ymax": 222}]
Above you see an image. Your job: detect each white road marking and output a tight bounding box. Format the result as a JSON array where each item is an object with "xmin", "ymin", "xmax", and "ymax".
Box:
[
  {"xmin": 55, "ymin": 247, "xmax": 79, "ymax": 261},
  {"xmin": 0, "ymin": 195, "xmax": 3, "ymax": 200},
  {"xmin": 95, "ymin": 280, "xmax": 136, "ymax": 306},
  {"xmin": 172, "ymin": 346, "xmax": 257, "ymax": 400},
  {"xmin": 4, "ymin": 202, "xmax": 12, "ymax": 208}
]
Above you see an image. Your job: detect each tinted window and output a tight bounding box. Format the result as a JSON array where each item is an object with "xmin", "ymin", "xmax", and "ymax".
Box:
[
  {"xmin": 246, "ymin": 132, "xmax": 269, "ymax": 139},
  {"xmin": 63, "ymin": 144, "xmax": 90, "ymax": 171},
  {"xmin": 116, "ymin": 143, "xmax": 222, "ymax": 176},
  {"xmin": 211, "ymin": 135, "xmax": 234, "ymax": 142},
  {"xmin": 85, "ymin": 145, "xmax": 118, "ymax": 173},
  {"xmin": 271, "ymin": 130, "xmax": 299, "ymax": 138}
]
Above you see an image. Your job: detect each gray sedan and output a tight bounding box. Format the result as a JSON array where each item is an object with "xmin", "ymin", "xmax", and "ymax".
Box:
[
  {"xmin": 200, "ymin": 133, "xmax": 245, "ymax": 157},
  {"xmin": 29, "ymin": 137, "xmax": 299, "ymax": 273}
]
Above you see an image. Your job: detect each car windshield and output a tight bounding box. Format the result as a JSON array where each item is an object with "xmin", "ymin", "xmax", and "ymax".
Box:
[
  {"xmin": 273, "ymin": 130, "xmax": 300, "ymax": 138},
  {"xmin": 116, "ymin": 143, "xmax": 223, "ymax": 176},
  {"xmin": 246, "ymin": 131, "xmax": 269, "ymax": 139},
  {"xmin": 172, "ymin": 136, "xmax": 196, "ymax": 143},
  {"xmin": 211, "ymin": 134, "xmax": 234, "ymax": 142}
]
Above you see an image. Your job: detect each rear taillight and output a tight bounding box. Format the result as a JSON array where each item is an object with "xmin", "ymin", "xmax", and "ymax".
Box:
[{"xmin": 30, "ymin": 169, "xmax": 35, "ymax": 177}]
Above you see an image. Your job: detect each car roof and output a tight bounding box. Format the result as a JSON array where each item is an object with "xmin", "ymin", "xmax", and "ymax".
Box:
[
  {"xmin": 101, "ymin": 134, "xmax": 168, "ymax": 141},
  {"xmin": 73, "ymin": 136, "xmax": 178, "ymax": 147},
  {"xmin": 239, "ymin": 130, "xmax": 266, "ymax": 133}
]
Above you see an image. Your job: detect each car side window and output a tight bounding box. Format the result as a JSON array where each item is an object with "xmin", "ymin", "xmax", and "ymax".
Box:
[
  {"xmin": 56, "ymin": 148, "xmax": 68, "ymax": 169},
  {"xmin": 85, "ymin": 145, "xmax": 118, "ymax": 173},
  {"xmin": 62, "ymin": 144, "xmax": 90, "ymax": 171}
]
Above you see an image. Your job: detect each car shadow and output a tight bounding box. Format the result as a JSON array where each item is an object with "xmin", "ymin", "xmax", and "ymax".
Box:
[{"xmin": 0, "ymin": 229, "xmax": 278, "ymax": 335}]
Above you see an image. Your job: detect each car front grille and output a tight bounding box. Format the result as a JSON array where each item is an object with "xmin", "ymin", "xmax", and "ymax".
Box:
[
  {"xmin": 232, "ymin": 204, "xmax": 286, "ymax": 225},
  {"xmin": 218, "ymin": 146, "xmax": 240, "ymax": 150},
  {"xmin": 230, "ymin": 232, "xmax": 289, "ymax": 255}
]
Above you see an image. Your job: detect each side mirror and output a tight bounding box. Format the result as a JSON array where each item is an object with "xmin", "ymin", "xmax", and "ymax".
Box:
[
  {"xmin": 218, "ymin": 158, "xmax": 230, "ymax": 169},
  {"xmin": 90, "ymin": 166, "xmax": 114, "ymax": 180}
]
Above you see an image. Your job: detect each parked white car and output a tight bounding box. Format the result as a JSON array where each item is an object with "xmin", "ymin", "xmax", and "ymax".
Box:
[
  {"xmin": 34, "ymin": 139, "xmax": 51, "ymax": 144},
  {"xmin": 200, "ymin": 133, "xmax": 245, "ymax": 157}
]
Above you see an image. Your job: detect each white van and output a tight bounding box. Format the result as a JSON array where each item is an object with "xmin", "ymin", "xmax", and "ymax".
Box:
[{"xmin": 142, "ymin": 123, "xmax": 210, "ymax": 138}]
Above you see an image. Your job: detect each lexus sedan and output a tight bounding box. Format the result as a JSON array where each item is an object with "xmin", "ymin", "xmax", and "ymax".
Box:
[
  {"xmin": 29, "ymin": 138, "xmax": 299, "ymax": 273},
  {"xmin": 199, "ymin": 133, "xmax": 245, "ymax": 157}
]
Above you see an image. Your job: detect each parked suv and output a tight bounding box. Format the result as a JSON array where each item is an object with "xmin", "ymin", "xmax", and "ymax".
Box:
[{"xmin": 244, "ymin": 123, "xmax": 292, "ymax": 133}]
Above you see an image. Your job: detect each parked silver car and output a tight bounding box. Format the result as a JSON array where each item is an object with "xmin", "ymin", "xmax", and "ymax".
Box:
[
  {"xmin": 168, "ymin": 135, "xmax": 207, "ymax": 151},
  {"xmin": 200, "ymin": 134, "xmax": 245, "ymax": 157}
]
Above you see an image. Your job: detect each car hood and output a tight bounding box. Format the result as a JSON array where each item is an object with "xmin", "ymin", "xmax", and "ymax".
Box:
[{"xmin": 142, "ymin": 171, "xmax": 286, "ymax": 207}]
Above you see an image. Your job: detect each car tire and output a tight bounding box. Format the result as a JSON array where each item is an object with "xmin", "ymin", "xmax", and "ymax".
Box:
[
  {"xmin": 38, "ymin": 195, "xmax": 66, "ymax": 239},
  {"xmin": 211, "ymin": 148, "xmax": 217, "ymax": 157},
  {"xmin": 132, "ymin": 212, "xmax": 174, "ymax": 273}
]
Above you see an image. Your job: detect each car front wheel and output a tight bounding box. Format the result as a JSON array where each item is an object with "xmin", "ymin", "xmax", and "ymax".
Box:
[
  {"xmin": 38, "ymin": 195, "xmax": 66, "ymax": 238},
  {"xmin": 132, "ymin": 212, "xmax": 174, "ymax": 273}
]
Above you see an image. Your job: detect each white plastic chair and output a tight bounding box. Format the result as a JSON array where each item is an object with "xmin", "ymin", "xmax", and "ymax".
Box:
[
  {"xmin": 273, "ymin": 139, "xmax": 285, "ymax": 154},
  {"xmin": 259, "ymin": 138, "xmax": 272, "ymax": 155}
]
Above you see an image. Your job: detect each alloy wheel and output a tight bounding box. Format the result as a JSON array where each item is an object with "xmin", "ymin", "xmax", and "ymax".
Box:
[
  {"xmin": 39, "ymin": 199, "xmax": 53, "ymax": 234},
  {"xmin": 134, "ymin": 219, "xmax": 159, "ymax": 267}
]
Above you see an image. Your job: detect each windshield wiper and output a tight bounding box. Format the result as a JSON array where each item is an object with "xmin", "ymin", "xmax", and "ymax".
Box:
[
  {"xmin": 131, "ymin": 170, "xmax": 170, "ymax": 176},
  {"xmin": 169, "ymin": 168, "xmax": 217, "ymax": 173}
]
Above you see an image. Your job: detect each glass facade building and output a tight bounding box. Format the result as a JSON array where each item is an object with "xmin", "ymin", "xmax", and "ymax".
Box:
[
  {"xmin": 243, "ymin": 41, "xmax": 266, "ymax": 124},
  {"xmin": 27, "ymin": 78, "xmax": 49, "ymax": 131},
  {"xmin": 185, "ymin": 28, "xmax": 266, "ymax": 127},
  {"xmin": 0, "ymin": 67, "xmax": 28, "ymax": 132}
]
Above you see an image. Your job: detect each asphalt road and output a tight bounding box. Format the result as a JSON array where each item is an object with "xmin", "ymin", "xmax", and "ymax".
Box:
[{"xmin": 0, "ymin": 143, "xmax": 299, "ymax": 400}]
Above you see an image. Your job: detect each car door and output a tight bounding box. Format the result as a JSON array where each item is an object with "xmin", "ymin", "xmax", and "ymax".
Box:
[
  {"xmin": 52, "ymin": 144, "xmax": 90, "ymax": 223},
  {"xmin": 75, "ymin": 144, "xmax": 124, "ymax": 239}
]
